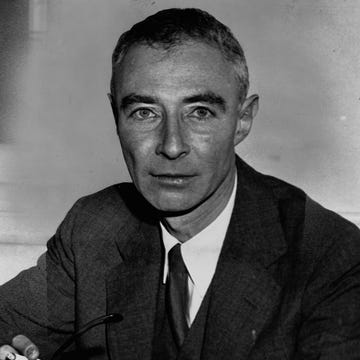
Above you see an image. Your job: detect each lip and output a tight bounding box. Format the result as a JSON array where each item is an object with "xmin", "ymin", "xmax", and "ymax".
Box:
[{"xmin": 151, "ymin": 173, "xmax": 196, "ymax": 186}]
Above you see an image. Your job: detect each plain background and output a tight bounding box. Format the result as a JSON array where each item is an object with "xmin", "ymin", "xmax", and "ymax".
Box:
[{"xmin": 0, "ymin": 0, "xmax": 359, "ymax": 282}]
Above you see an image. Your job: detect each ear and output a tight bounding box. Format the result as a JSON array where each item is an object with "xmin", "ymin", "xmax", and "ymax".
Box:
[
  {"xmin": 107, "ymin": 93, "xmax": 119, "ymax": 134},
  {"xmin": 234, "ymin": 94, "xmax": 259, "ymax": 146}
]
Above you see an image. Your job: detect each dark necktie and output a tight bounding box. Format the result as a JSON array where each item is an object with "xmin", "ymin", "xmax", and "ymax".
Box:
[{"xmin": 166, "ymin": 243, "xmax": 189, "ymax": 347}]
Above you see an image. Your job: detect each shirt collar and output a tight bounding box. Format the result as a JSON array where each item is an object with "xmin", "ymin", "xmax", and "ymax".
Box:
[{"xmin": 161, "ymin": 174, "xmax": 237, "ymax": 295}]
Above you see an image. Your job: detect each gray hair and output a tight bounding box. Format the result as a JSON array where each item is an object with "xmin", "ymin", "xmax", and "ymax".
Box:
[{"xmin": 110, "ymin": 8, "xmax": 249, "ymax": 102}]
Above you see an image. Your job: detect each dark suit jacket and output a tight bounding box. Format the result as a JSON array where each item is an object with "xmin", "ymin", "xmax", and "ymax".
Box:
[{"xmin": 0, "ymin": 157, "xmax": 360, "ymax": 359}]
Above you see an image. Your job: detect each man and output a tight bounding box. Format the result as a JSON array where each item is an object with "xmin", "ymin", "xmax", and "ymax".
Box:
[{"xmin": 0, "ymin": 7, "xmax": 360, "ymax": 360}]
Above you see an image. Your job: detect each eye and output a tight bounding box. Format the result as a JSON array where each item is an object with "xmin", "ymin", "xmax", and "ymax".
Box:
[
  {"xmin": 131, "ymin": 108, "xmax": 157, "ymax": 120},
  {"xmin": 190, "ymin": 107, "xmax": 214, "ymax": 120}
]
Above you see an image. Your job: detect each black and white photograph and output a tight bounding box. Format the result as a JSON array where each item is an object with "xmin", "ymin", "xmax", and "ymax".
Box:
[{"xmin": 0, "ymin": 1, "xmax": 359, "ymax": 359}]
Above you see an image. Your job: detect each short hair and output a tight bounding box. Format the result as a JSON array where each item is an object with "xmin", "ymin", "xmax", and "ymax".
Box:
[{"xmin": 110, "ymin": 8, "xmax": 249, "ymax": 102}]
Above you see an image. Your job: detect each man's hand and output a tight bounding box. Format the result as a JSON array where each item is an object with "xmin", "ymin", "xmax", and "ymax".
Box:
[{"xmin": 0, "ymin": 335, "xmax": 39, "ymax": 360}]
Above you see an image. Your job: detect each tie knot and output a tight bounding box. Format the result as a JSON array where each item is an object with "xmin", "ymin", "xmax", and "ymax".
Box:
[{"xmin": 168, "ymin": 243, "xmax": 187, "ymax": 275}]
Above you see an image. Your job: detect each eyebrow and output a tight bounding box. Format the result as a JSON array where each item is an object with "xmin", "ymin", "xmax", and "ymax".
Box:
[
  {"xmin": 183, "ymin": 92, "xmax": 227, "ymax": 112},
  {"xmin": 120, "ymin": 94, "xmax": 158, "ymax": 110},
  {"xmin": 119, "ymin": 91, "xmax": 227, "ymax": 112}
]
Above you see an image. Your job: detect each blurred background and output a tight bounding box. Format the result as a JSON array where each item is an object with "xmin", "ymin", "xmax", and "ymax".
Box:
[{"xmin": 0, "ymin": 0, "xmax": 359, "ymax": 283}]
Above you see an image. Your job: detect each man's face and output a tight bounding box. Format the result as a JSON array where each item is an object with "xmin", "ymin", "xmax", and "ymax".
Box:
[{"xmin": 112, "ymin": 41, "xmax": 247, "ymax": 213}]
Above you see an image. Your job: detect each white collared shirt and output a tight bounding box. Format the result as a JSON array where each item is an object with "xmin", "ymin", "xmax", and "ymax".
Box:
[{"xmin": 161, "ymin": 175, "xmax": 237, "ymax": 326}]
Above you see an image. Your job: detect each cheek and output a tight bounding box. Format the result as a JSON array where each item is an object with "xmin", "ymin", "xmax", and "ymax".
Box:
[
  {"xmin": 118, "ymin": 131, "xmax": 155, "ymax": 173},
  {"xmin": 195, "ymin": 130, "xmax": 235, "ymax": 162}
]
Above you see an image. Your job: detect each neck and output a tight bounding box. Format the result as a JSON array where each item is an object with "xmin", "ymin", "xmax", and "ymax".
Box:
[{"xmin": 162, "ymin": 167, "xmax": 236, "ymax": 243}]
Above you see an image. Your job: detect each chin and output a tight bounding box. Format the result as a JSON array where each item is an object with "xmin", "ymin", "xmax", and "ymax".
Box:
[{"xmin": 150, "ymin": 195, "xmax": 200, "ymax": 215}]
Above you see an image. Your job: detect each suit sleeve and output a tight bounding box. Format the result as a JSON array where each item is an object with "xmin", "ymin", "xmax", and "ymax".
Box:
[
  {"xmin": 295, "ymin": 203, "xmax": 360, "ymax": 359},
  {"xmin": 0, "ymin": 199, "xmax": 84, "ymax": 359}
]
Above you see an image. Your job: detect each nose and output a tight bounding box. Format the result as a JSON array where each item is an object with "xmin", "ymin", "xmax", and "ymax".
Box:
[{"xmin": 155, "ymin": 115, "xmax": 190, "ymax": 159}]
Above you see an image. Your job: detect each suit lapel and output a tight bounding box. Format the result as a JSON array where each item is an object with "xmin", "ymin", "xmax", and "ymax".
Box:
[
  {"xmin": 106, "ymin": 218, "xmax": 162, "ymax": 360},
  {"xmin": 201, "ymin": 158, "xmax": 287, "ymax": 359}
]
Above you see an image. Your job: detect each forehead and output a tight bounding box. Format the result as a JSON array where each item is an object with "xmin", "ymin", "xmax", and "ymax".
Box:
[{"xmin": 113, "ymin": 41, "xmax": 241, "ymax": 102}]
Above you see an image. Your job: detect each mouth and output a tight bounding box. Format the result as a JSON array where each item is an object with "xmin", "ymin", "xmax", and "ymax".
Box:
[{"xmin": 151, "ymin": 173, "xmax": 196, "ymax": 186}]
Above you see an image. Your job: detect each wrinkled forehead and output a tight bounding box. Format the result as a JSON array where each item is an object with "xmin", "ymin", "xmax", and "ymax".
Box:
[
  {"xmin": 112, "ymin": 41, "xmax": 242, "ymax": 102},
  {"xmin": 115, "ymin": 40, "xmax": 228, "ymax": 74},
  {"xmin": 114, "ymin": 37, "xmax": 223, "ymax": 67}
]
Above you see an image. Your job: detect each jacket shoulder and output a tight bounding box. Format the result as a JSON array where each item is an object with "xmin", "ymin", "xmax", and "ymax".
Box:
[
  {"xmin": 68, "ymin": 182, "xmax": 156, "ymax": 225},
  {"xmin": 52, "ymin": 182, "xmax": 158, "ymax": 251},
  {"xmin": 260, "ymin": 170, "xmax": 360, "ymax": 250},
  {"xmin": 66, "ymin": 183, "xmax": 138, "ymax": 228},
  {"xmin": 303, "ymin": 196, "xmax": 360, "ymax": 256},
  {"xmin": 241, "ymin": 159, "xmax": 360, "ymax": 256}
]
